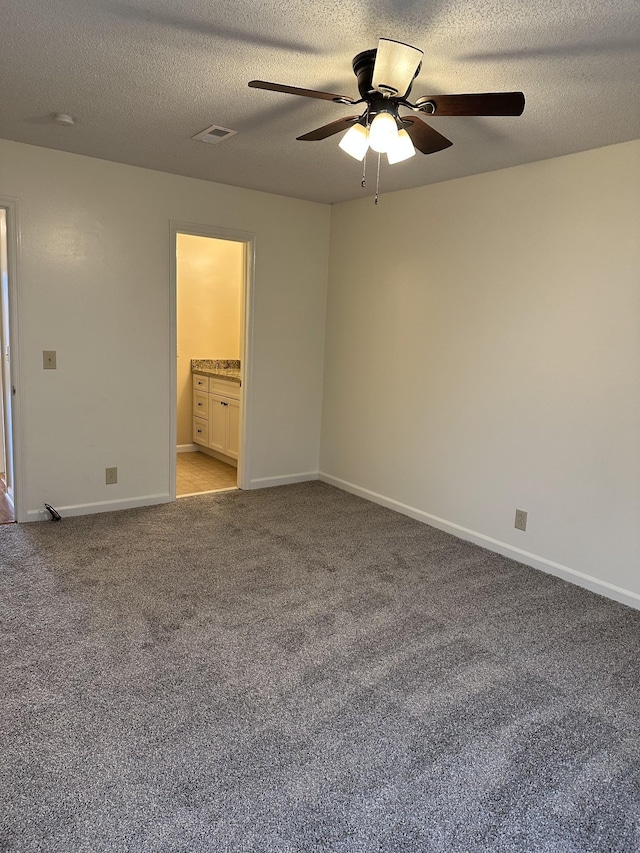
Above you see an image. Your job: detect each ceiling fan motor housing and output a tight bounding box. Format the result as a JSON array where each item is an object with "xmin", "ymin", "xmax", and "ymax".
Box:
[
  {"xmin": 352, "ymin": 49, "xmax": 377, "ymax": 99},
  {"xmin": 367, "ymin": 95, "xmax": 400, "ymax": 125}
]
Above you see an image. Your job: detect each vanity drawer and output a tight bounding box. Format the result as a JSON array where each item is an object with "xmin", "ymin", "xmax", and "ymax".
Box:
[
  {"xmin": 192, "ymin": 417, "xmax": 208, "ymax": 446},
  {"xmin": 210, "ymin": 378, "xmax": 240, "ymax": 399},
  {"xmin": 193, "ymin": 389, "xmax": 209, "ymax": 419},
  {"xmin": 192, "ymin": 374, "xmax": 209, "ymax": 392}
]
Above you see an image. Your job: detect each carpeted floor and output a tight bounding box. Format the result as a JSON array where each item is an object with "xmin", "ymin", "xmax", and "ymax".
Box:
[{"xmin": 1, "ymin": 481, "xmax": 639, "ymax": 852}]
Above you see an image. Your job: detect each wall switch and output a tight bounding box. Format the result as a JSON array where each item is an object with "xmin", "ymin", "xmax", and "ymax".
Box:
[
  {"xmin": 515, "ymin": 508, "xmax": 528, "ymax": 531},
  {"xmin": 105, "ymin": 467, "xmax": 118, "ymax": 485},
  {"xmin": 43, "ymin": 350, "xmax": 57, "ymax": 369}
]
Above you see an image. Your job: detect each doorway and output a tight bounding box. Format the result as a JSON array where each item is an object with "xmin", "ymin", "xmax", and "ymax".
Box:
[
  {"xmin": 0, "ymin": 204, "xmax": 17, "ymax": 523},
  {"xmin": 170, "ymin": 222, "xmax": 254, "ymax": 499}
]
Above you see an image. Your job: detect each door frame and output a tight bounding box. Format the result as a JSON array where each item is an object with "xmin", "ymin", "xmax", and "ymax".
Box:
[
  {"xmin": 169, "ymin": 220, "xmax": 256, "ymax": 496},
  {"xmin": 0, "ymin": 197, "xmax": 24, "ymax": 521}
]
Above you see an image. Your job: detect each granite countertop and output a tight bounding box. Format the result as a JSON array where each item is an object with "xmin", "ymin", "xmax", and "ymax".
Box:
[{"xmin": 191, "ymin": 359, "xmax": 241, "ymax": 385}]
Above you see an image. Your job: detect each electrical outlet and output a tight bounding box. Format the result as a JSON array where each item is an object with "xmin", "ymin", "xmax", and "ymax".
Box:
[
  {"xmin": 43, "ymin": 350, "xmax": 57, "ymax": 369},
  {"xmin": 105, "ymin": 467, "xmax": 118, "ymax": 485},
  {"xmin": 515, "ymin": 508, "xmax": 528, "ymax": 532}
]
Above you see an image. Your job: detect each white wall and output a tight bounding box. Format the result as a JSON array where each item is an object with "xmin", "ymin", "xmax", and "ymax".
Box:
[
  {"xmin": 0, "ymin": 139, "xmax": 330, "ymax": 519},
  {"xmin": 321, "ymin": 140, "xmax": 640, "ymax": 606},
  {"xmin": 4, "ymin": 133, "xmax": 639, "ymax": 609}
]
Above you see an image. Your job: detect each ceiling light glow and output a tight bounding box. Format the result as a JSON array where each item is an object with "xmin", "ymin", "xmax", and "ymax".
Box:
[
  {"xmin": 386, "ymin": 128, "xmax": 416, "ymax": 164},
  {"xmin": 339, "ymin": 122, "xmax": 369, "ymax": 160},
  {"xmin": 368, "ymin": 112, "xmax": 398, "ymax": 154}
]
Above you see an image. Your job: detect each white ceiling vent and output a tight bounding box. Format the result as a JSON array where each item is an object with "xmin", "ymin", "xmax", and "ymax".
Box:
[{"xmin": 191, "ymin": 124, "xmax": 238, "ymax": 144}]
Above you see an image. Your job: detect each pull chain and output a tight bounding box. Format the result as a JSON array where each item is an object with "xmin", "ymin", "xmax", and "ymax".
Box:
[
  {"xmin": 361, "ymin": 107, "xmax": 369, "ymax": 189},
  {"xmin": 375, "ymin": 152, "xmax": 381, "ymax": 205}
]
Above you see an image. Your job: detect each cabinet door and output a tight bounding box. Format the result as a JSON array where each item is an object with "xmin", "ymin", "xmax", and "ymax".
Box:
[
  {"xmin": 208, "ymin": 394, "xmax": 228, "ymax": 453},
  {"xmin": 226, "ymin": 399, "xmax": 240, "ymax": 460}
]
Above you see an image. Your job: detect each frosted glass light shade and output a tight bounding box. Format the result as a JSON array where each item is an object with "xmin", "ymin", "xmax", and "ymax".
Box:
[
  {"xmin": 368, "ymin": 112, "xmax": 398, "ymax": 154},
  {"xmin": 338, "ymin": 122, "xmax": 369, "ymax": 160},
  {"xmin": 372, "ymin": 38, "xmax": 424, "ymax": 98},
  {"xmin": 386, "ymin": 129, "xmax": 416, "ymax": 164}
]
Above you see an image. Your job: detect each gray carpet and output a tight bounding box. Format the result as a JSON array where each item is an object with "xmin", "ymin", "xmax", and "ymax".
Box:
[{"xmin": 1, "ymin": 481, "xmax": 639, "ymax": 852}]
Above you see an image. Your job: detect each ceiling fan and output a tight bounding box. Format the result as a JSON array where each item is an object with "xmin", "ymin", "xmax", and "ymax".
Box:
[{"xmin": 249, "ymin": 38, "xmax": 525, "ymax": 172}]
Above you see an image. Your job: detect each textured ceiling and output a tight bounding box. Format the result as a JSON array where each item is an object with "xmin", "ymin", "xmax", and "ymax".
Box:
[{"xmin": 1, "ymin": 0, "xmax": 639, "ymax": 204}]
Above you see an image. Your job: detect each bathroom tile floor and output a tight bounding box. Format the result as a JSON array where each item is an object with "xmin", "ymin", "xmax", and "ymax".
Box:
[{"xmin": 176, "ymin": 451, "xmax": 237, "ymax": 496}]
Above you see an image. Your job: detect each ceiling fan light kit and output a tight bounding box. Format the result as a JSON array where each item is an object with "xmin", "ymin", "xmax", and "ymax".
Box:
[
  {"xmin": 340, "ymin": 118, "xmax": 417, "ymax": 164},
  {"xmin": 369, "ymin": 111, "xmax": 399, "ymax": 153},
  {"xmin": 338, "ymin": 122, "xmax": 369, "ymax": 161},
  {"xmin": 249, "ymin": 37, "xmax": 524, "ymax": 202},
  {"xmin": 386, "ymin": 128, "xmax": 416, "ymax": 164}
]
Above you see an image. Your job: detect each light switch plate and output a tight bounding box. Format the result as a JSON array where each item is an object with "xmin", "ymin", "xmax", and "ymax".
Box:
[{"xmin": 43, "ymin": 350, "xmax": 57, "ymax": 369}]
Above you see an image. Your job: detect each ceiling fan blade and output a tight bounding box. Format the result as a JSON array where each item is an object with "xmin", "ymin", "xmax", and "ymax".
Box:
[
  {"xmin": 248, "ymin": 80, "xmax": 356, "ymax": 104},
  {"xmin": 415, "ymin": 92, "xmax": 525, "ymax": 116},
  {"xmin": 372, "ymin": 38, "xmax": 423, "ymax": 97},
  {"xmin": 402, "ymin": 117, "xmax": 453, "ymax": 154},
  {"xmin": 297, "ymin": 116, "xmax": 360, "ymax": 141}
]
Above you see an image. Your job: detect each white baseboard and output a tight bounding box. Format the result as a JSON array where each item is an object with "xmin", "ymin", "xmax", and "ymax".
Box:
[
  {"xmin": 26, "ymin": 493, "xmax": 172, "ymax": 522},
  {"xmin": 319, "ymin": 472, "xmax": 640, "ymax": 612},
  {"xmin": 177, "ymin": 444, "xmax": 198, "ymax": 453},
  {"xmin": 248, "ymin": 471, "xmax": 319, "ymax": 489}
]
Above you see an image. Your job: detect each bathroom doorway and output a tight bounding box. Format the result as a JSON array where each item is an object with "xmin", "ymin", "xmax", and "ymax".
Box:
[{"xmin": 170, "ymin": 222, "xmax": 254, "ymax": 499}]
